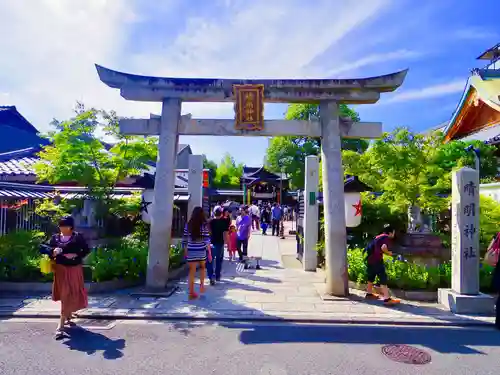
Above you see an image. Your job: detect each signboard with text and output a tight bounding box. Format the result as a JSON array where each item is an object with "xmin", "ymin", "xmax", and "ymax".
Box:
[{"xmin": 234, "ymin": 84, "xmax": 265, "ymax": 131}]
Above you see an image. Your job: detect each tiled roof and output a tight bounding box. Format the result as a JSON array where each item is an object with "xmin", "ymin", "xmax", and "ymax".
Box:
[
  {"xmin": 0, "ymin": 147, "xmax": 39, "ymax": 176},
  {"xmin": 0, "ymin": 106, "xmax": 39, "ymax": 133},
  {"xmin": 0, "ymin": 106, "xmax": 48, "ymax": 154},
  {"xmin": 0, "ymin": 181, "xmax": 189, "ymax": 201}
]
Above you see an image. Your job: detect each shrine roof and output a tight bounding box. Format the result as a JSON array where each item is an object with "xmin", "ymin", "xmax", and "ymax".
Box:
[
  {"xmin": 444, "ymin": 73, "xmax": 500, "ymax": 141},
  {"xmin": 241, "ymin": 166, "xmax": 286, "ymax": 182},
  {"xmin": 95, "ymin": 64, "xmax": 408, "ymax": 104},
  {"xmin": 477, "ymin": 43, "xmax": 500, "ymax": 61}
]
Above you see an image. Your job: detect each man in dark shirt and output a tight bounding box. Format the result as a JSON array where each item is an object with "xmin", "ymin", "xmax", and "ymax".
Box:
[
  {"xmin": 365, "ymin": 225, "xmax": 399, "ymax": 305},
  {"xmin": 207, "ymin": 208, "xmax": 230, "ymax": 284}
]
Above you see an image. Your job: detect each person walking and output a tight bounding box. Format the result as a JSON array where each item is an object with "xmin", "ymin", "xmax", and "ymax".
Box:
[
  {"xmin": 271, "ymin": 203, "xmax": 282, "ymax": 236},
  {"xmin": 227, "ymin": 225, "xmax": 238, "ymax": 261},
  {"xmin": 207, "ymin": 208, "xmax": 230, "ymax": 285},
  {"xmin": 364, "ymin": 225, "xmax": 400, "ymax": 305},
  {"xmin": 47, "ymin": 216, "xmax": 90, "ymax": 339},
  {"xmin": 182, "ymin": 207, "xmax": 212, "ymax": 300},
  {"xmin": 249, "ymin": 202, "xmax": 260, "ymax": 230},
  {"xmin": 212, "ymin": 201, "xmax": 222, "ymax": 218},
  {"xmin": 236, "ymin": 206, "xmax": 252, "ymax": 262},
  {"xmin": 260, "ymin": 205, "xmax": 271, "ymax": 235},
  {"xmin": 485, "ymin": 232, "xmax": 500, "ymax": 329}
]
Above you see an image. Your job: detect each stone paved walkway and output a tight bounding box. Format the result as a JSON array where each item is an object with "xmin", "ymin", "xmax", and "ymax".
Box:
[{"xmin": 0, "ymin": 225, "xmax": 496, "ymax": 326}]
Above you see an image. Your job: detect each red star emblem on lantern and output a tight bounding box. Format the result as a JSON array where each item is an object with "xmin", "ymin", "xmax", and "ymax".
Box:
[{"xmin": 352, "ymin": 200, "xmax": 362, "ymax": 216}]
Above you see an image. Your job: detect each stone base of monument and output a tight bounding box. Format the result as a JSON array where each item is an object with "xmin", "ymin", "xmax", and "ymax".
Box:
[{"xmin": 438, "ymin": 288, "xmax": 495, "ymax": 314}]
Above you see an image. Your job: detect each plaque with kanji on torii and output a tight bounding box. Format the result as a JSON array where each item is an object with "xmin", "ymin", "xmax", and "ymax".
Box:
[{"xmin": 234, "ymin": 84, "xmax": 264, "ymax": 131}]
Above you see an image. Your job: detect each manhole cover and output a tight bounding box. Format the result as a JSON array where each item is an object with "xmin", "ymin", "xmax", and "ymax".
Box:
[{"xmin": 382, "ymin": 344, "xmax": 431, "ymax": 365}]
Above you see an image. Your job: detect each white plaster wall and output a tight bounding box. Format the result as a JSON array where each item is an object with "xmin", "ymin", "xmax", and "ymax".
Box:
[
  {"xmin": 480, "ymin": 182, "xmax": 500, "ymax": 203},
  {"xmin": 142, "ymin": 189, "xmax": 154, "ymax": 224}
]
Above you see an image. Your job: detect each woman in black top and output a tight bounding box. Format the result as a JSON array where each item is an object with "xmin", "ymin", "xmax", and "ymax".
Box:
[{"xmin": 49, "ymin": 216, "xmax": 90, "ymax": 339}]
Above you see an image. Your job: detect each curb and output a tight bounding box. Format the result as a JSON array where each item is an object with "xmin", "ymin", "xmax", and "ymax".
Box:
[{"xmin": 0, "ymin": 311, "xmax": 494, "ymax": 327}]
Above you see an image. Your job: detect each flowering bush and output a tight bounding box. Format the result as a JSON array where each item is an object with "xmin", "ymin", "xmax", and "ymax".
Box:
[{"xmin": 347, "ymin": 248, "xmax": 496, "ymax": 292}]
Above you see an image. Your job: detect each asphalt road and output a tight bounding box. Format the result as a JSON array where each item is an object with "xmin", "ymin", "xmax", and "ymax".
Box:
[{"xmin": 1, "ymin": 319, "xmax": 500, "ymax": 375}]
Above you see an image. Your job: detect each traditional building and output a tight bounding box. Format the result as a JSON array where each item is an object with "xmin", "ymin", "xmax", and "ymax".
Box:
[
  {"xmin": 438, "ymin": 42, "xmax": 500, "ymax": 201},
  {"xmin": 0, "ymin": 106, "xmax": 49, "ymax": 154},
  {"xmin": 240, "ymin": 166, "xmax": 289, "ymax": 204},
  {"xmin": 443, "ymin": 42, "xmax": 500, "ymax": 144}
]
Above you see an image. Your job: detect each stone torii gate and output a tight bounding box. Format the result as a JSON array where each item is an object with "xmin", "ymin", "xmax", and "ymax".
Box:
[{"xmin": 96, "ymin": 64, "xmax": 407, "ymax": 295}]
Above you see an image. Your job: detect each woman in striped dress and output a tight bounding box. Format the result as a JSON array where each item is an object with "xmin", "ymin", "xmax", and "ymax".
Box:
[{"xmin": 182, "ymin": 206, "xmax": 212, "ymax": 300}]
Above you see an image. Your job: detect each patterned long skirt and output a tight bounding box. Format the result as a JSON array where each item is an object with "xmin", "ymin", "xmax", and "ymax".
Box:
[{"xmin": 52, "ymin": 264, "xmax": 88, "ymax": 316}]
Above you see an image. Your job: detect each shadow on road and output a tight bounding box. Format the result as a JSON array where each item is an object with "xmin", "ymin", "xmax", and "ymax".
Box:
[
  {"xmin": 222, "ymin": 322, "xmax": 500, "ymax": 355},
  {"xmin": 61, "ymin": 326, "xmax": 126, "ymax": 360}
]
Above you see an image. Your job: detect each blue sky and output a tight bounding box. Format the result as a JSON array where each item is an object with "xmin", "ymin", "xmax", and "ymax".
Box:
[{"xmin": 0, "ymin": 0, "xmax": 499, "ymax": 166}]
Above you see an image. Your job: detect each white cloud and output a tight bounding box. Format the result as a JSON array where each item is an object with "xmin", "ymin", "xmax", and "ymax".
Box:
[
  {"xmin": 0, "ymin": 0, "xmax": 412, "ymax": 144},
  {"xmin": 325, "ymin": 49, "xmax": 421, "ymax": 76},
  {"xmin": 0, "ymin": 0, "xmax": 157, "ymax": 129},
  {"xmin": 453, "ymin": 28, "xmax": 498, "ymax": 40},
  {"xmin": 383, "ymin": 80, "xmax": 465, "ymax": 104}
]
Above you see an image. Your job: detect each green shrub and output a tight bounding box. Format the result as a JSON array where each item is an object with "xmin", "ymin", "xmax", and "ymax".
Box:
[
  {"xmin": 0, "ymin": 231, "xmax": 47, "ymax": 281},
  {"xmin": 87, "ymin": 236, "xmax": 148, "ymax": 282},
  {"xmin": 347, "ymin": 248, "xmax": 493, "ymax": 292},
  {"xmin": 87, "ymin": 237, "xmax": 185, "ymax": 282}
]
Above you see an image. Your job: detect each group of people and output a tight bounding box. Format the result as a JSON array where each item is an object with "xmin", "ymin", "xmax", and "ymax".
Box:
[{"xmin": 247, "ymin": 202, "xmax": 287, "ymax": 236}]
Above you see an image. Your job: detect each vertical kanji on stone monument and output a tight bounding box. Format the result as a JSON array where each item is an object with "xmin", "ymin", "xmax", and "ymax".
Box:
[{"xmin": 452, "ymin": 169, "xmax": 480, "ymax": 295}]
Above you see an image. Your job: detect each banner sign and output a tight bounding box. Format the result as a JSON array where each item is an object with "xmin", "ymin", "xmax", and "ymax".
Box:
[
  {"xmin": 0, "ymin": 199, "xmax": 29, "ymax": 209},
  {"xmin": 234, "ymin": 84, "xmax": 264, "ymax": 131}
]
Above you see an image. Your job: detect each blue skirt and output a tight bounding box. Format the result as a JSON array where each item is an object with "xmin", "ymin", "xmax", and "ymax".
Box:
[{"xmin": 186, "ymin": 242, "xmax": 207, "ymax": 262}]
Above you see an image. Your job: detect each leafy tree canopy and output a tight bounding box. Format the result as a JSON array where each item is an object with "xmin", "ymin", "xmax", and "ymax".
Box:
[
  {"xmin": 34, "ymin": 103, "xmax": 157, "ymax": 204},
  {"xmin": 342, "ymin": 128, "xmax": 499, "ymax": 214},
  {"xmin": 266, "ymin": 103, "xmax": 364, "ymax": 189},
  {"xmin": 212, "ymin": 153, "xmax": 244, "ymax": 189}
]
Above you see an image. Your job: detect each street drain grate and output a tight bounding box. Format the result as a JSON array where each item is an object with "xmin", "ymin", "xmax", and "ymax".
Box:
[
  {"xmin": 74, "ymin": 319, "xmax": 116, "ymax": 330},
  {"xmin": 382, "ymin": 344, "xmax": 431, "ymax": 365}
]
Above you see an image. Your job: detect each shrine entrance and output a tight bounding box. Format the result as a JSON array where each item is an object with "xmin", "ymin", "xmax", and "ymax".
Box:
[{"xmin": 96, "ymin": 64, "xmax": 407, "ymax": 296}]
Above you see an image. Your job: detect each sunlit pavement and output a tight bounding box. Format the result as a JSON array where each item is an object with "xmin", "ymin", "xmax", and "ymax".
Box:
[{"xmin": 1, "ymin": 319, "xmax": 500, "ymax": 375}]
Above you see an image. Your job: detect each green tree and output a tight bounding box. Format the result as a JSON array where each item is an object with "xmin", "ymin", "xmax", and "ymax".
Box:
[
  {"xmin": 342, "ymin": 128, "xmax": 499, "ymax": 224},
  {"xmin": 266, "ymin": 103, "xmax": 364, "ymax": 189},
  {"xmin": 202, "ymin": 154, "xmax": 218, "ymax": 179},
  {"xmin": 34, "ymin": 104, "xmax": 157, "ymax": 217},
  {"xmin": 212, "ymin": 153, "xmax": 244, "ymax": 188}
]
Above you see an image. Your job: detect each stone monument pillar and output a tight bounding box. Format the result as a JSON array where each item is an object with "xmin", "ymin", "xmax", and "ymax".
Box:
[
  {"xmin": 188, "ymin": 154, "xmax": 204, "ymax": 216},
  {"xmin": 146, "ymin": 98, "xmax": 181, "ymax": 289},
  {"xmin": 320, "ymin": 101, "xmax": 348, "ymax": 296},
  {"xmin": 303, "ymin": 155, "xmax": 319, "ymax": 272},
  {"xmin": 438, "ymin": 167, "xmax": 494, "ymax": 313}
]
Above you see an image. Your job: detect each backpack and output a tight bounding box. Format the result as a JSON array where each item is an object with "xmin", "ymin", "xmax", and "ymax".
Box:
[
  {"xmin": 363, "ymin": 234, "xmax": 388, "ymax": 260},
  {"xmin": 363, "ymin": 239, "xmax": 375, "ymax": 259}
]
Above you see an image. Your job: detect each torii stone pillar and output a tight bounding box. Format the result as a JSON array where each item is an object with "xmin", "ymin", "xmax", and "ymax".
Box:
[
  {"xmin": 146, "ymin": 99, "xmax": 181, "ymax": 289},
  {"xmin": 320, "ymin": 102, "xmax": 348, "ymax": 295},
  {"xmin": 95, "ymin": 64, "xmax": 407, "ymax": 293}
]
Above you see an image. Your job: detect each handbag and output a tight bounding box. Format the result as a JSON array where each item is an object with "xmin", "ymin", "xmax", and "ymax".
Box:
[
  {"xmin": 484, "ymin": 233, "xmax": 500, "ymax": 267},
  {"xmin": 40, "ymin": 255, "xmax": 53, "ymax": 274}
]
